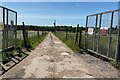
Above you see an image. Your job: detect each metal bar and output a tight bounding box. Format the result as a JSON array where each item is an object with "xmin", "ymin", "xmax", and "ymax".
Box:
[
  {"xmin": 15, "ymin": 12, "xmax": 17, "ymax": 47},
  {"xmin": 116, "ymin": 4, "xmax": 120, "ymax": 62},
  {"xmin": 6, "ymin": 9, "xmax": 8, "ymax": 49},
  {"xmin": 107, "ymin": 12, "xmax": 114, "ymax": 57},
  {"xmin": 0, "ymin": 6, "xmax": 17, "ymax": 13},
  {"xmin": 2, "ymin": 8, "xmax": 5, "ymax": 49},
  {"xmin": 84, "ymin": 16, "xmax": 88, "ymax": 49},
  {"xmin": 88, "ymin": 9, "xmax": 120, "ymax": 17},
  {"xmin": 87, "ymin": 49, "xmax": 115, "ymax": 61},
  {"xmin": 93, "ymin": 15, "xmax": 98, "ymax": 51},
  {"xmin": 97, "ymin": 14, "xmax": 102, "ymax": 53}
]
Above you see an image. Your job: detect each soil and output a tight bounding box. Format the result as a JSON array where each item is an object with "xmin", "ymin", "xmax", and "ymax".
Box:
[{"xmin": 1, "ymin": 32, "xmax": 119, "ymax": 79}]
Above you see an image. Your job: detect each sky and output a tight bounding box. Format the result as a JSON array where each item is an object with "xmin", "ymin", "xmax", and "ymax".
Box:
[{"xmin": 0, "ymin": 2, "xmax": 119, "ymax": 27}]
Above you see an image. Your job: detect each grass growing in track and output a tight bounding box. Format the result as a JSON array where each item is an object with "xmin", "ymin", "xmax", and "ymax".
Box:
[{"xmin": 54, "ymin": 32, "xmax": 83, "ymax": 53}]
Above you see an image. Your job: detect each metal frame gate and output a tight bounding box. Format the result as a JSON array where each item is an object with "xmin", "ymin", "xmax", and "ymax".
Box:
[{"xmin": 84, "ymin": 9, "xmax": 120, "ymax": 62}]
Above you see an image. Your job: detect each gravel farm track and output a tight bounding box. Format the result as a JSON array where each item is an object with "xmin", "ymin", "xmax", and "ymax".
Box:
[{"xmin": 1, "ymin": 32, "xmax": 119, "ymax": 79}]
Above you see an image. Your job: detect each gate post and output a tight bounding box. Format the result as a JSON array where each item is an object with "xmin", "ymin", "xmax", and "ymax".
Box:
[
  {"xmin": 116, "ymin": 7, "xmax": 120, "ymax": 62},
  {"xmin": 84, "ymin": 16, "xmax": 88, "ymax": 49},
  {"xmin": 107, "ymin": 12, "xmax": 114, "ymax": 57}
]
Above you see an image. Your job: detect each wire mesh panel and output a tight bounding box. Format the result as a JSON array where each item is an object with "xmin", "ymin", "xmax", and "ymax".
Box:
[
  {"xmin": 81, "ymin": 30, "xmax": 85, "ymax": 48},
  {"xmin": 87, "ymin": 16, "xmax": 96, "ymax": 50},
  {"xmin": 0, "ymin": 6, "xmax": 17, "ymax": 61},
  {"xmin": 85, "ymin": 9, "xmax": 120, "ymax": 60},
  {"xmin": 7, "ymin": 10, "xmax": 16, "ymax": 48},
  {"xmin": 0, "ymin": 7, "xmax": 3, "ymax": 63},
  {"xmin": 17, "ymin": 30, "xmax": 24, "ymax": 47},
  {"xmin": 110, "ymin": 12, "xmax": 119, "ymax": 59},
  {"xmin": 28, "ymin": 30, "xmax": 38, "ymax": 37},
  {"xmin": 99, "ymin": 13, "xmax": 111, "ymax": 56}
]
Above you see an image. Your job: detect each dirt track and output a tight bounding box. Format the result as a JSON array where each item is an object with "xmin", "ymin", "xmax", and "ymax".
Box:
[{"xmin": 1, "ymin": 32, "xmax": 119, "ymax": 78}]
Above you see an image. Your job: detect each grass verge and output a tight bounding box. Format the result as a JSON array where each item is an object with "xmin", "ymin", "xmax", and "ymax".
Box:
[
  {"xmin": 110, "ymin": 61, "xmax": 120, "ymax": 70},
  {"xmin": 29, "ymin": 33, "xmax": 47, "ymax": 49},
  {"xmin": 1, "ymin": 32, "xmax": 48, "ymax": 61},
  {"xmin": 54, "ymin": 32, "xmax": 83, "ymax": 53}
]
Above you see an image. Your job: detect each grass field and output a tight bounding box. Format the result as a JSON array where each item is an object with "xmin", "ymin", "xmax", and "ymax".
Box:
[{"xmin": 54, "ymin": 31, "xmax": 118, "ymax": 60}]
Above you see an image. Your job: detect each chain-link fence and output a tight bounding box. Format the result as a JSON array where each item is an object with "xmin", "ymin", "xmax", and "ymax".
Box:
[{"xmin": 84, "ymin": 9, "xmax": 120, "ymax": 61}]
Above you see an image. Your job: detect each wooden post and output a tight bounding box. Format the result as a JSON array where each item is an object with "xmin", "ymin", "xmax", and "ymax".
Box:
[
  {"xmin": 37, "ymin": 31, "xmax": 40, "ymax": 38},
  {"xmin": 79, "ymin": 27, "xmax": 83, "ymax": 48},
  {"xmin": 22, "ymin": 22, "xmax": 31, "ymax": 52},
  {"xmin": 65, "ymin": 26, "xmax": 68, "ymax": 39},
  {"xmin": 75, "ymin": 24, "xmax": 79, "ymax": 44}
]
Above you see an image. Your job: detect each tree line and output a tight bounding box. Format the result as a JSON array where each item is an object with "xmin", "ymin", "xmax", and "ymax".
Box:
[{"xmin": 16, "ymin": 25, "xmax": 85, "ymax": 33}]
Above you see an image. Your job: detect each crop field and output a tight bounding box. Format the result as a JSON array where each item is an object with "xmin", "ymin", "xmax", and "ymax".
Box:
[{"xmin": 55, "ymin": 31, "xmax": 118, "ymax": 59}]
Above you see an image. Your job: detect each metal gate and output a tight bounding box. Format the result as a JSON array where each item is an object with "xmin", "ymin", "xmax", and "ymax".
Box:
[
  {"xmin": 0, "ymin": 6, "xmax": 17, "ymax": 61},
  {"xmin": 84, "ymin": 9, "xmax": 120, "ymax": 61}
]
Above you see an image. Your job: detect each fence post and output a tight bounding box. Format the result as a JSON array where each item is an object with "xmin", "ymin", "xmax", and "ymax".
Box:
[
  {"xmin": 37, "ymin": 31, "xmax": 40, "ymax": 38},
  {"xmin": 22, "ymin": 22, "xmax": 31, "ymax": 52},
  {"xmin": 53, "ymin": 20, "xmax": 56, "ymax": 32},
  {"xmin": 75, "ymin": 24, "xmax": 79, "ymax": 44},
  {"xmin": 65, "ymin": 26, "xmax": 68, "ymax": 39},
  {"xmin": 116, "ymin": 8, "xmax": 120, "ymax": 62},
  {"xmin": 79, "ymin": 27, "xmax": 83, "ymax": 48}
]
